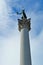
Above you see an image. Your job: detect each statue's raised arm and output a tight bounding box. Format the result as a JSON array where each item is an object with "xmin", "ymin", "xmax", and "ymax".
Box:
[{"xmin": 22, "ymin": 9, "xmax": 27, "ymax": 19}]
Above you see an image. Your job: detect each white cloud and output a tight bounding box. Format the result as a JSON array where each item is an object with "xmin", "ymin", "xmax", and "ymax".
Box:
[
  {"xmin": 0, "ymin": 0, "xmax": 8, "ymax": 29},
  {"xmin": 0, "ymin": 0, "xmax": 17, "ymax": 37},
  {"xmin": 0, "ymin": 32, "xmax": 20, "ymax": 65},
  {"xmin": 30, "ymin": 30, "xmax": 43, "ymax": 65}
]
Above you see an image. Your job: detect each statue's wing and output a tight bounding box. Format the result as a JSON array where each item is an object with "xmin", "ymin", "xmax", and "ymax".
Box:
[{"xmin": 16, "ymin": 12, "xmax": 22, "ymax": 15}]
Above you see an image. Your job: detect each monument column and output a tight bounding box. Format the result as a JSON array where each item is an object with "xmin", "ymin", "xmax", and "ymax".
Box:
[{"xmin": 18, "ymin": 10, "xmax": 31, "ymax": 65}]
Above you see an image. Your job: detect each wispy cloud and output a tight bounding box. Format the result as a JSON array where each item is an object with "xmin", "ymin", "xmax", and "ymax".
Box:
[
  {"xmin": 0, "ymin": 33, "xmax": 20, "ymax": 65},
  {"xmin": 0, "ymin": 0, "xmax": 18, "ymax": 37},
  {"xmin": 0, "ymin": 0, "xmax": 8, "ymax": 29},
  {"xmin": 30, "ymin": 11, "xmax": 43, "ymax": 38},
  {"xmin": 30, "ymin": 30, "xmax": 43, "ymax": 65}
]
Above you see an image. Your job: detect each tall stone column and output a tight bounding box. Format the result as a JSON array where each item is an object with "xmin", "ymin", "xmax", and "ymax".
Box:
[{"xmin": 18, "ymin": 17, "xmax": 31, "ymax": 65}]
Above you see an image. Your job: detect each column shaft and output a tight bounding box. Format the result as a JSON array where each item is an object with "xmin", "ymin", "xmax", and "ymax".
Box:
[{"xmin": 20, "ymin": 28, "xmax": 31, "ymax": 65}]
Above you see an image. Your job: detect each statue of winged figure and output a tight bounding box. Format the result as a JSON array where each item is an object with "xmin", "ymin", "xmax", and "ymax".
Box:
[{"xmin": 16, "ymin": 9, "xmax": 27, "ymax": 19}]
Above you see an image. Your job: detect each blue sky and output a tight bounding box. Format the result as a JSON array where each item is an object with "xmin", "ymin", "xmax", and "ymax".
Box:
[{"xmin": 0, "ymin": 0, "xmax": 43, "ymax": 65}]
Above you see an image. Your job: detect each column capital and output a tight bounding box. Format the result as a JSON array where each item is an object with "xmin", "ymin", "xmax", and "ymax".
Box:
[{"xmin": 18, "ymin": 18, "xmax": 31, "ymax": 31}]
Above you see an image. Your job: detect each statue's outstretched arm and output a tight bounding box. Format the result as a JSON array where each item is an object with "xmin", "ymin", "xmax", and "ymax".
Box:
[{"xmin": 16, "ymin": 12, "xmax": 22, "ymax": 15}]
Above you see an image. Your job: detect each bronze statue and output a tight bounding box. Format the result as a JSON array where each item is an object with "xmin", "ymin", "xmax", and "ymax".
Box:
[{"xmin": 16, "ymin": 9, "xmax": 27, "ymax": 19}]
